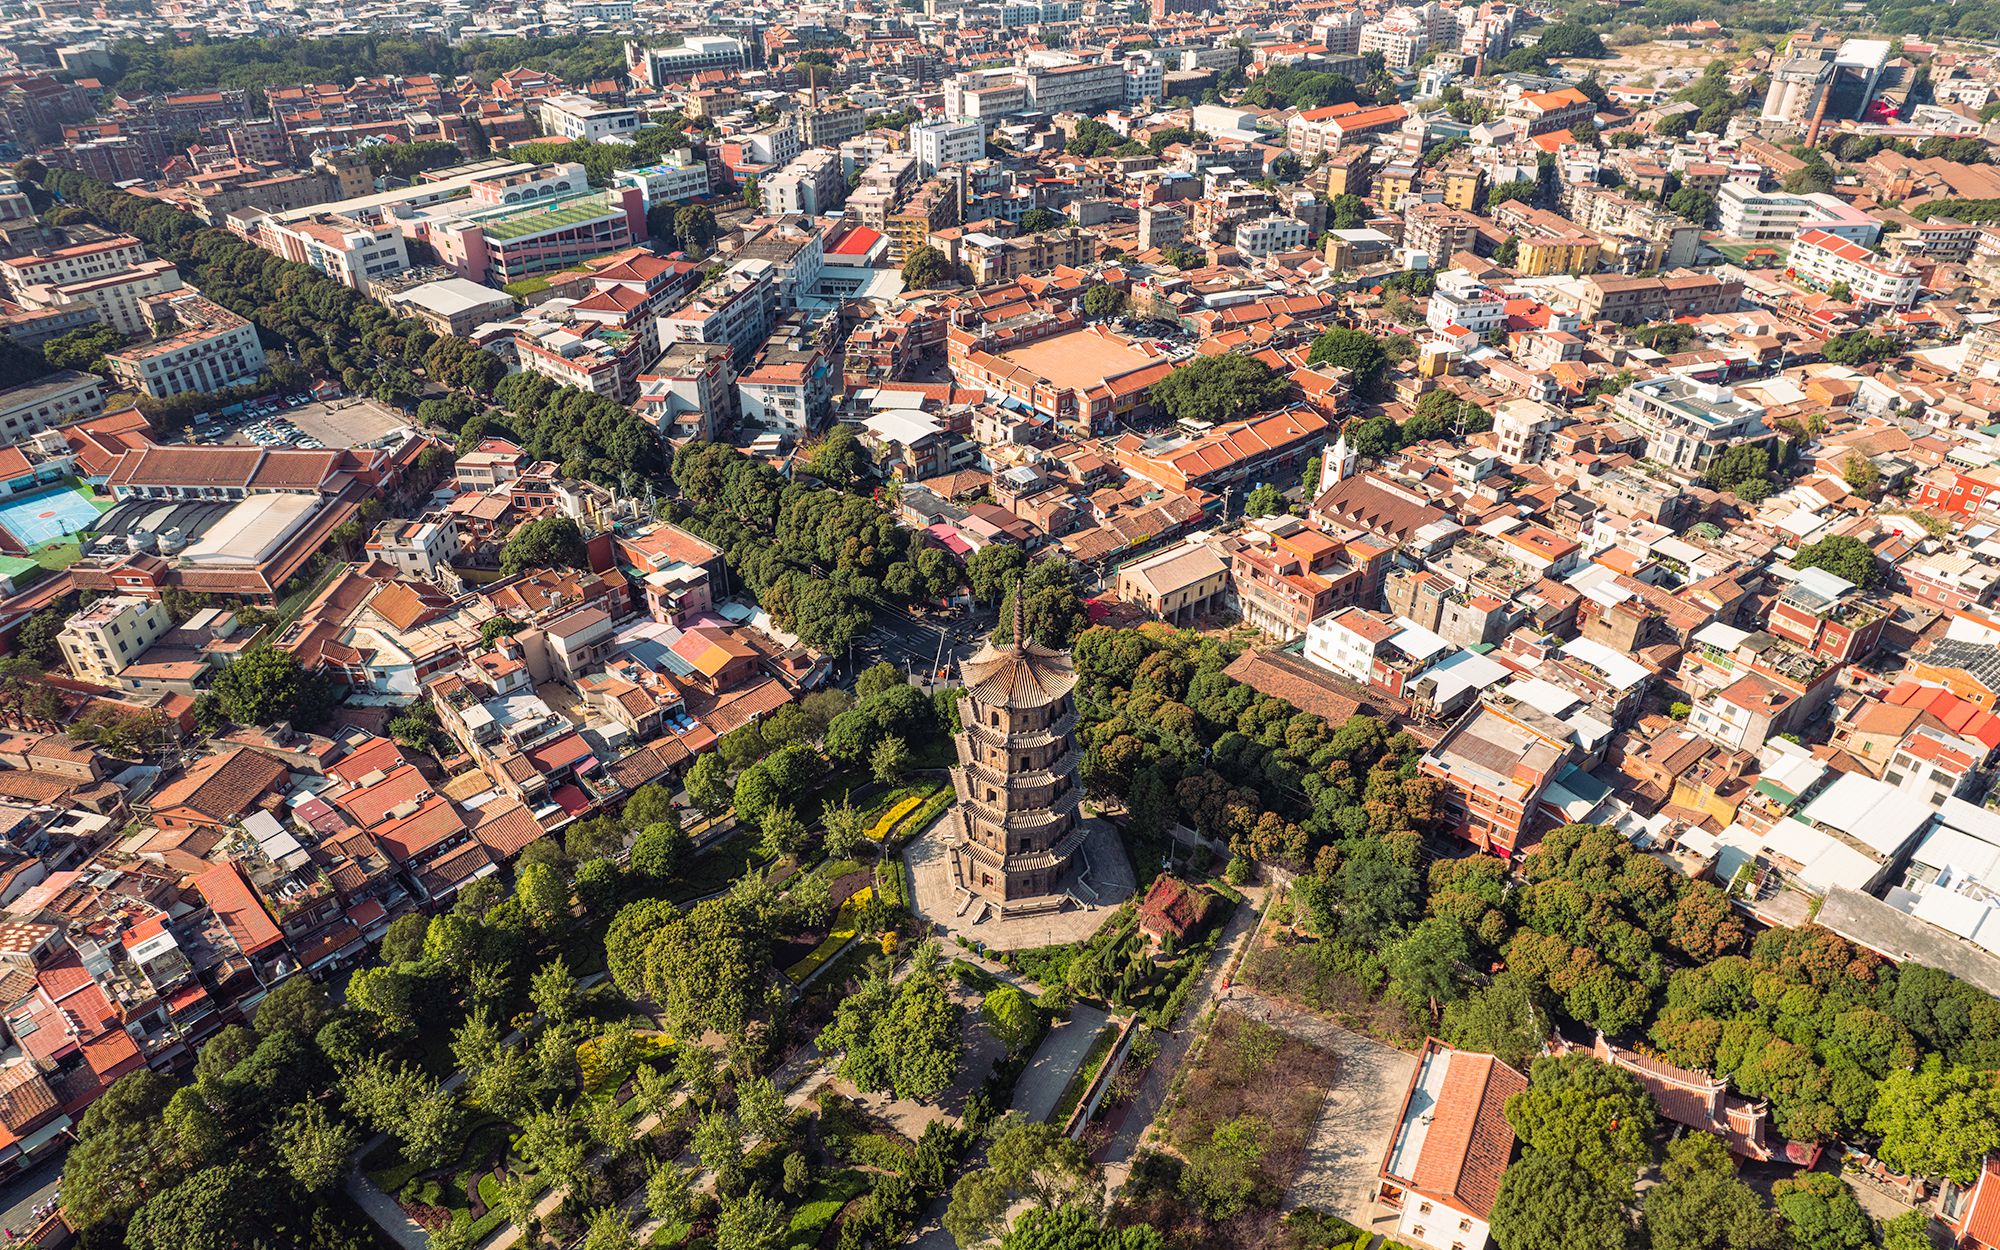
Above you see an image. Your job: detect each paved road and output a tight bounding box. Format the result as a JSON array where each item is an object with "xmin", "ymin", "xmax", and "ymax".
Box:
[
  {"xmin": 853, "ymin": 605, "xmax": 991, "ymax": 682},
  {"xmin": 1223, "ymin": 989, "xmax": 1419, "ymax": 1225},
  {"xmin": 1010, "ymin": 1004, "xmax": 1113, "ymax": 1125},
  {"xmin": 0, "ymin": 1150, "xmax": 63, "ymax": 1241}
]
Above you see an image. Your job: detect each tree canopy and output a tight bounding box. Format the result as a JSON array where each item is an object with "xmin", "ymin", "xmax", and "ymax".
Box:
[{"xmin": 1148, "ymin": 355, "xmax": 1292, "ymax": 424}]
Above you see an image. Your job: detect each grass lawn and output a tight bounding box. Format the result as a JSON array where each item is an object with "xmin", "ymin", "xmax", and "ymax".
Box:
[
  {"xmin": 784, "ymin": 1171, "xmax": 869, "ymax": 1249},
  {"xmin": 579, "ymin": 1029, "xmax": 674, "ymax": 1107},
  {"xmin": 366, "ymin": 1112, "xmax": 535, "ymax": 1234},
  {"xmin": 30, "ymin": 539, "xmax": 81, "ymax": 571},
  {"xmin": 815, "ymin": 1092, "xmax": 915, "ymax": 1172},
  {"xmin": 673, "ymin": 832, "xmax": 773, "ymax": 903}
]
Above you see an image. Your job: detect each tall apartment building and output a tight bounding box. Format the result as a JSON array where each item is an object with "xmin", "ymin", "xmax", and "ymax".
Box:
[
  {"xmin": 658, "ymin": 258, "xmax": 778, "ymax": 363},
  {"xmin": 909, "ymin": 119, "xmax": 987, "ymax": 175},
  {"xmin": 761, "ymin": 150, "xmax": 845, "ymax": 218},
  {"xmin": 736, "ymin": 315, "xmax": 836, "ymax": 436},
  {"xmin": 1125, "ymin": 57, "xmax": 1163, "ymax": 107},
  {"xmin": 104, "ymin": 293, "xmax": 267, "ymax": 400},
  {"xmin": 58, "ymin": 594, "xmax": 171, "ymax": 687},
  {"xmin": 887, "ymin": 180, "xmax": 961, "ymax": 262},
  {"xmin": 1762, "ymin": 56, "xmax": 1834, "ymax": 124},
  {"xmin": 636, "ymin": 340, "xmax": 737, "ymax": 443},
  {"xmin": 1360, "ymin": 8, "xmax": 1433, "ymax": 69}
]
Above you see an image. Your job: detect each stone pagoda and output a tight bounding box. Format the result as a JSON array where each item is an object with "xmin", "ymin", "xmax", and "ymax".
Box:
[{"xmin": 948, "ymin": 594, "xmax": 1087, "ymax": 911}]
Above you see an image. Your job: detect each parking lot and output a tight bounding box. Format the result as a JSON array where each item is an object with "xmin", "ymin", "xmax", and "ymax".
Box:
[{"xmin": 198, "ymin": 395, "xmax": 409, "ymax": 453}]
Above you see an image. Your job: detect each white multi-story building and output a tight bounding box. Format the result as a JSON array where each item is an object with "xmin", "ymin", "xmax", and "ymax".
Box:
[
  {"xmin": 0, "ymin": 235, "xmax": 148, "ymax": 296},
  {"xmin": 1427, "ymin": 271, "xmax": 1507, "ymax": 335},
  {"xmin": 1023, "ymin": 60, "xmax": 1127, "ymax": 114},
  {"xmin": 945, "ymin": 69, "xmax": 1030, "ymax": 121},
  {"xmin": 761, "ymin": 150, "xmax": 845, "ymax": 217},
  {"xmin": 1492, "ymin": 398, "xmax": 1565, "ymax": 465},
  {"xmin": 12, "ymin": 257, "xmax": 184, "ymax": 335},
  {"xmin": 909, "ymin": 118, "xmax": 986, "ymax": 175},
  {"xmin": 103, "ymin": 293, "xmax": 267, "ymax": 400},
  {"xmin": 58, "ymin": 595, "xmax": 171, "ymax": 687},
  {"xmin": 0, "ymin": 371, "xmax": 104, "ymax": 443},
  {"xmin": 637, "ymin": 340, "xmax": 737, "ymax": 443},
  {"xmin": 245, "ymin": 212, "xmax": 409, "ymax": 291},
  {"xmin": 626, "ymin": 36, "xmax": 746, "ymax": 88},
  {"xmin": 1613, "ymin": 376, "xmax": 1776, "ymax": 475},
  {"xmin": 1717, "ymin": 183, "xmax": 1882, "ymax": 245},
  {"xmin": 727, "ymin": 124, "xmax": 801, "ymax": 170},
  {"xmin": 1360, "ymin": 8, "xmax": 1432, "ymax": 69},
  {"xmin": 615, "ymin": 153, "xmax": 713, "ymax": 211},
  {"xmin": 1315, "ymin": 9, "xmax": 1363, "ymax": 54},
  {"xmin": 1235, "ymin": 214, "xmax": 1309, "ymax": 256},
  {"xmin": 1124, "ymin": 56, "xmax": 1163, "ymax": 107},
  {"xmin": 364, "ymin": 514, "xmax": 456, "ymax": 580},
  {"xmin": 534, "ymin": 93, "xmax": 642, "ymax": 143},
  {"xmin": 658, "ymin": 259, "xmax": 778, "ymax": 363},
  {"xmin": 1789, "ymin": 229, "xmax": 1920, "ymax": 307}
]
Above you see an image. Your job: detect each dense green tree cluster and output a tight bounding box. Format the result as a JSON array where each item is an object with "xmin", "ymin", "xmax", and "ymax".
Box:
[
  {"xmin": 499, "ymin": 514, "xmax": 590, "ymax": 576},
  {"xmin": 99, "ymin": 31, "xmax": 632, "ymax": 93},
  {"xmin": 1071, "ymin": 625, "xmax": 1434, "ymax": 875},
  {"xmin": 1822, "ymin": 332, "xmax": 1908, "ymax": 366},
  {"xmin": 1238, "ymin": 65, "xmax": 1369, "ymax": 111},
  {"xmin": 1791, "ymin": 533, "xmax": 1885, "ymax": 591},
  {"xmin": 1704, "ymin": 443, "xmax": 1777, "ymax": 501},
  {"xmin": 666, "ymin": 441, "xmax": 959, "ymax": 649},
  {"xmin": 817, "ymin": 941, "xmax": 962, "ymax": 1101},
  {"xmin": 365, "ymin": 139, "xmax": 469, "ymax": 181},
  {"xmin": 1305, "ymin": 328, "xmax": 1388, "ymax": 397},
  {"xmin": 42, "ymin": 323, "xmax": 129, "ymax": 373},
  {"xmin": 1149, "ymin": 354, "xmax": 1293, "ymax": 424},
  {"xmin": 1066, "ymin": 118, "xmax": 1129, "ymax": 157}
]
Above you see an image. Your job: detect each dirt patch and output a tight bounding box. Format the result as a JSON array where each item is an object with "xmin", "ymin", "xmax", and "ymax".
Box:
[
  {"xmin": 1166, "ymin": 1011, "xmax": 1339, "ymax": 1197},
  {"xmin": 1238, "ymin": 938, "xmax": 1420, "ymax": 1047},
  {"xmin": 828, "ymin": 869, "xmax": 870, "ymax": 908}
]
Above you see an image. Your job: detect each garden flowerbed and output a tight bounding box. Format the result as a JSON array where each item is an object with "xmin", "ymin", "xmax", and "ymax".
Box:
[{"xmin": 785, "ymin": 887, "xmax": 875, "ymax": 983}]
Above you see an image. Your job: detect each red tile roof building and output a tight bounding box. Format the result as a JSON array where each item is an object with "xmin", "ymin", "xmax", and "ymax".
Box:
[{"xmin": 1378, "ymin": 1039, "xmax": 1526, "ymax": 1250}]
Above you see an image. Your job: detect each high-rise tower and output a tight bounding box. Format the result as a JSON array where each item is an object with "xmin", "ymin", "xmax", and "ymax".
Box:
[{"xmin": 949, "ymin": 594, "xmax": 1086, "ymax": 908}]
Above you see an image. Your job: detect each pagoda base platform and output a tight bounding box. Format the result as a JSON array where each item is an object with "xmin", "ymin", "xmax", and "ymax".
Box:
[{"xmin": 903, "ymin": 809, "xmax": 1136, "ymax": 952}]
